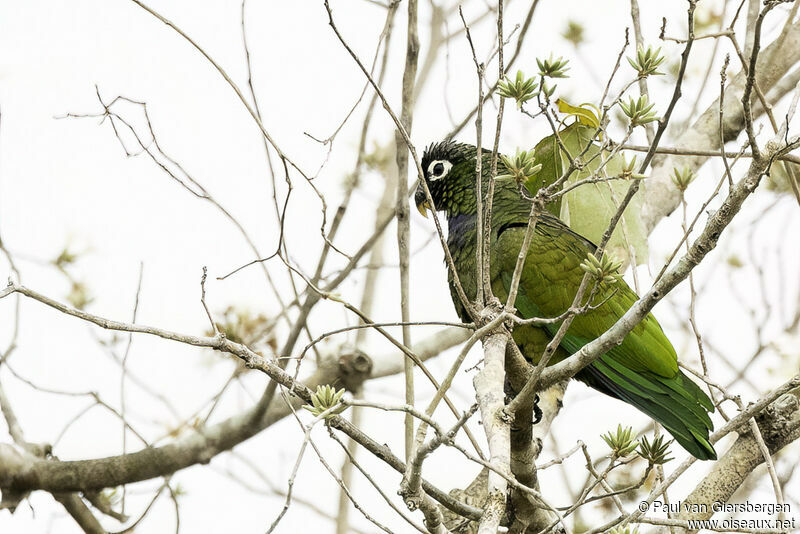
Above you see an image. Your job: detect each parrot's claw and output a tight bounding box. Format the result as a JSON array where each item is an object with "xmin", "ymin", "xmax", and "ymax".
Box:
[{"xmin": 532, "ymin": 394, "xmax": 542, "ymax": 425}]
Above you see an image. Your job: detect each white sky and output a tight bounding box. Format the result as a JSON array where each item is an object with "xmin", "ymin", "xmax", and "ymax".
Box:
[{"xmin": 0, "ymin": 0, "xmax": 798, "ymax": 533}]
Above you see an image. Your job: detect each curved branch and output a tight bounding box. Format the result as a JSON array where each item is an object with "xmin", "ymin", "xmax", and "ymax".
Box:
[
  {"xmin": 0, "ymin": 284, "xmax": 481, "ymax": 520},
  {"xmin": 657, "ymin": 388, "xmax": 800, "ymax": 532},
  {"xmin": 642, "ymin": 17, "xmax": 800, "ymax": 232}
]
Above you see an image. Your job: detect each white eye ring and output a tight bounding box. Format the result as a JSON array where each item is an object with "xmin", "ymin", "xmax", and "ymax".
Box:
[{"xmin": 427, "ymin": 160, "xmax": 452, "ymax": 181}]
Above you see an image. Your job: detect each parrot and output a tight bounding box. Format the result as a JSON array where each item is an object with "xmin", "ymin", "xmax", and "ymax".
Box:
[{"xmin": 414, "ymin": 141, "xmax": 716, "ymax": 460}]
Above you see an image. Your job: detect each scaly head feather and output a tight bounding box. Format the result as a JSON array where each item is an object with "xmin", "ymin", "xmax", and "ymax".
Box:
[{"xmin": 415, "ymin": 142, "xmax": 493, "ymax": 217}]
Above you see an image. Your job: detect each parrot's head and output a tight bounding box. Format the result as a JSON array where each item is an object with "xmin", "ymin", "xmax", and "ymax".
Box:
[{"xmin": 415, "ymin": 141, "xmax": 484, "ymax": 218}]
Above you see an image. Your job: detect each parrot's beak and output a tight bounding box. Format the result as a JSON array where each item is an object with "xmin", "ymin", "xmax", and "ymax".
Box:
[
  {"xmin": 417, "ymin": 200, "xmax": 431, "ymax": 218},
  {"xmin": 414, "ymin": 187, "xmax": 431, "ymax": 218}
]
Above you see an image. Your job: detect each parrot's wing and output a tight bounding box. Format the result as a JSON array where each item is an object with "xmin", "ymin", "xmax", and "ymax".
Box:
[
  {"xmin": 491, "ymin": 217, "xmax": 716, "ymax": 460},
  {"xmin": 492, "ymin": 216, "xmax": 677, "ymax": 377}
]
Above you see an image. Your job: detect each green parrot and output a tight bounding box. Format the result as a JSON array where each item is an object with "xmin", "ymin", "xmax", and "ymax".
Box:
[{"xmin": 414, "ymin": 141, "xmax": 716, "ymax": 460}]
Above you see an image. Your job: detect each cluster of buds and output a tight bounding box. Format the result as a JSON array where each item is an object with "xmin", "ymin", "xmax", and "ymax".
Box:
[
  {"xmin": 302, "ymin": 385, "xmax": 347, "ymax": 419},
  {"xmin": 638, "ymin": 434, "xmax": 674, "ymax": 465},
  {"xmin": 602, "ymin": 424, "xmax": 639, "ymax": 457},
  {"xmin": 537, "ymin": 54, "xmax": 570, "ymax": 78},
  {"xmin": 498, "ymin": 148, "xmax": 542, "ymax": 184},
  {"xmin": 580, "ymin": 252, "xmax": 623, "ymax": 288},
  {"xmin": 620, "ymin": 95, "xmax": 659, "ymax": 127},
  {"xmin": 619, "ymin": 155, "xmax": 647, "ymax": 180},
  {"xmin": 671, "ymin": 166, "xmax": 695, "ymax": 191},
  {"xmin": 498, "ymin": 70, "xmax": 538, "ymax": 109},
  {"xmin": 498, "ymin": 55, "xmax": 570, "ymax": 109},
  {"xmin": 627, "ymin": 45, "xmax": 665, "ymax": 77}
]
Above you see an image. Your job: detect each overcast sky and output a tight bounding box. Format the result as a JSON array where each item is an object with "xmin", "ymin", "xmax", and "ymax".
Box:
[{"xmin": 0, "ymin": 1, "xmax": 798, "ymax": 532}]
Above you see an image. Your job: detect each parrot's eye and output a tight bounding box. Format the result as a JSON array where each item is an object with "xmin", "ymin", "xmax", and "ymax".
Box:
[{"xmin": 427, "ymin": 160, "xmax": 452, "ymax": 181}]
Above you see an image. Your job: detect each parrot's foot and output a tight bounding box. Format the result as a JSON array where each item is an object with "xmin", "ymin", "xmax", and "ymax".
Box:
[{"xmin": 532, "ymin": 394, "xmax": 542, "ymax": 425}]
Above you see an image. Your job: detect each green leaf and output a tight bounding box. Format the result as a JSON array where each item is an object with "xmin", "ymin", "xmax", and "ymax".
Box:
[
  {"xmin": 525, "ymin": 120, "xmax": 649, "ymax": 265},
  {"xmin": 528, "ymin": 129, "xmax": 566, "ymax": 217},
  {"xmin": 558, "ymin": 125, "xmax": 649, "ymax": 265},
  {"xmin": 556, "ymin": 98, "xmax": 601, "ymax": 129}
]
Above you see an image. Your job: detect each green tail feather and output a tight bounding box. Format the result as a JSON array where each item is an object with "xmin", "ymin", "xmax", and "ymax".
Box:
[
  {"xmin": 600, "ymin": 356, "xmax": 714, "ymax": 429},
  {"xmin": 583, "ymin": 357, "xmax": 717, "ymax": 461}
]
